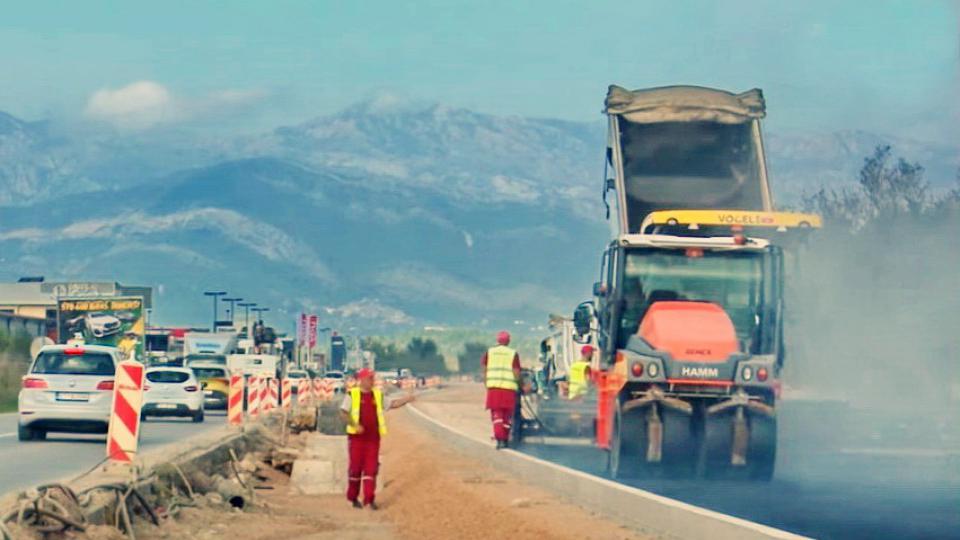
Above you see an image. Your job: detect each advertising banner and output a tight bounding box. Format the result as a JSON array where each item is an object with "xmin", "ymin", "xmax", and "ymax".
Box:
[
  {"xmin": 57, "ymin": 297, "xmax": 146, "ymax": 360},
  {"xmin": 298, "ymin": 313, "xmax": 307, "ymax": 346},
  {"xmin": 308, "ymin": 315, "xmax": 318, "ymax": 349}
]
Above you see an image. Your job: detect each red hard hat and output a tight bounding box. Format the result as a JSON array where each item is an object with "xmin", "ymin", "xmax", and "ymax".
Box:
[
  {"xmin": 356, "ymin": 368, "xmax": 375, "ymax": 380},
  {"xmin": 581, "ymin": 345, "xmax": 594, "ymax": 356},
  {"xmin": 496, "ymin": 331, "xmax": 511, "ymax": 345}
]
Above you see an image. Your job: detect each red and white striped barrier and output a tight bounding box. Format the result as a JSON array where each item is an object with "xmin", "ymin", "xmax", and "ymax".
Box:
[
  {"xmin": 312, "ymin": 379, "xmax": 323, "ymax": 403},
  {"xmin": 106, "ymin": 360, "xmax": 145, "ymax": 463},
  {"xmin": 297, "ymin": 379, "xmax": 310, "ymax": 407},
  {"xmin": 247, "ymin": 375, "xmax": 260, "ymax": 419},
  {"xmin": 281, "ymin": 378, "xmax": 293, "ymax": 411},
  {"xmin": 401, "ymin": 378, "xmax": 416, "ymax": 391},
  {"xmin": 269, "ymin": 378, "xmax": 279, "ymax": 410},
  {"xmin": 228, "ymin": 371, "xmax": 244, "ymax": 426},
  {"xmin": 323, "ymin": 379, "xmax": 335, "ymax": 401},
  {"xmin": 259, "ymin": 377, "xmax": 272, "ymax": 414}
]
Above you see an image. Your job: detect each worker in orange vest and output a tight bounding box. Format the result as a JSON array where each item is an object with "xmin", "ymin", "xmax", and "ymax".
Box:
[
  {"xmin": 481, "ymin": 331, "xmax": 521, "ymax": 449},
  {"xmin": 339, "ymin": 368, "xmax": 415, "ymax": 510}
]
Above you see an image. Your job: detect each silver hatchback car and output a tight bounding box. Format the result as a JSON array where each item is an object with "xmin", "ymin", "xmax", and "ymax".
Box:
[{"xmin": 18, "ymin": 344, "xmax": 122, "ymax": 441}]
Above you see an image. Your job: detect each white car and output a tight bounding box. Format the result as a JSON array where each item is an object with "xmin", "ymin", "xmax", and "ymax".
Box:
[
  {"xmin": 142, "ymin": 367, "xmax": 204, "ymax": 422},
  {"xmin": 324, "ymin": 370, "xmax": 345, "ymax": 393},
  {"xmin": 18, "ymin": 344, "xmax": 122, "ymax": 441},
  {"xmin": 86, "ymin": 312, "xmax": 123, "ymax": 338}
]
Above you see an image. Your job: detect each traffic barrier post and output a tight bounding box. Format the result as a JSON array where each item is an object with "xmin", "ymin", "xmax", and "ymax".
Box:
[
  {"xmin": 281, "ymin": 378, "xmax": 293, "ymax": 411},
  {"xmin": 313, "ymin": 379, "xmax": 323, "ymax": 403},
  {"xmin": 259, "ymin": 377, "xmax": 272, "ymax": 414},
  {"xmin": 269, "ymin": 378, "xmax": 279, "ymax": 410},
  {"xmin": 247, "ymin": 375, "xmax": 260, "ymax": 419},
  {"xmin": 106, "ymin": 360, "xmax": 146, "ymax": 464},
  {"xmin": 297, "ymin": 379, "xmax": 310, "ymax": 408},
  {"xmin": 228, "ymin": 371, "xmax": 244, "ymax": 426}
]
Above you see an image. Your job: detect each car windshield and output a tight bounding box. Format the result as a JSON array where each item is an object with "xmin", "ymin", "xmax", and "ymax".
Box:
[
  {"xmin": 191, "ymin": 367, "xmax": 227, "ymax": 379},
  {"xmin": 286, "ymin": 372, "xmax": 306, "ymax": 378},
  {"xmin": 147, "ymin": 371, "xmax": 191, "ymax": 383},
  {"xmin": 622, "ymin": 249, "xmax": 766, "ymax": 348},
  {"xmin": 325, "ymin": 372, "xmax": 343, "ymax": 379},
  {"xmin": 33, "ymin": 351, "xmax": 115, "ymax": 376}
]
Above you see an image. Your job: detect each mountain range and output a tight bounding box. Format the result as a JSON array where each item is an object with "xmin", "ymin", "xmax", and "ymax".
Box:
[{"xmin": 0, "ymin": 100, "xmax": 956, "ymax": 332}]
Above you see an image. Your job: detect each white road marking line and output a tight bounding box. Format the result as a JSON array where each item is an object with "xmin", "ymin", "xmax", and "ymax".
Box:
[{"xmin": 0, "ymin": 433, "xmax": 16, "ymax": 438}]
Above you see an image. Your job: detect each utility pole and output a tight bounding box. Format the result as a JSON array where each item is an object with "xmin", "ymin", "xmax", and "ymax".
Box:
[{"xmin": 203, "ymin": 291, "xmax": 226, "ymax": 331}]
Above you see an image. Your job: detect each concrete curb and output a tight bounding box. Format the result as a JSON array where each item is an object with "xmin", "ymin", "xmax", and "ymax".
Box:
[{"xmin": 407, "ymin": 404, "xmax": 811, "ymax": 540}]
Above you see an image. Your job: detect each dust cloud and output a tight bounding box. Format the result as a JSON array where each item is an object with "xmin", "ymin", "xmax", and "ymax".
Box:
[{"xmin": 784, "ymin": 212, "xmax": 960, "ymax": 459}]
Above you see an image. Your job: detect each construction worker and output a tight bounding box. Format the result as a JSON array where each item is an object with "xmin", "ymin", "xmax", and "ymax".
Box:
[
  {"xmin": 567, "ymin": 345, "xmax": 594, "ymax": 400},
  {"xmin": 339, "ymin": 368, "xmax": 415, "ymax": 510},
  {"xmin": 481, "ymin": 331, "xmax": 521, "ymax": 449}
]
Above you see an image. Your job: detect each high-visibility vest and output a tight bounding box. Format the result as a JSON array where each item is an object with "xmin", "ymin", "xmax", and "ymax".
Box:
[
  {"xmin": 485, "ymin": 345, "xmax": 518, "ymax": 391},
  {"xmin": 346, "ymin": 387, "xmax": 387, "ymax": 436},
  {"xmin": 568, "ymin": 361, "xmax": 591, "ymax": 399}
]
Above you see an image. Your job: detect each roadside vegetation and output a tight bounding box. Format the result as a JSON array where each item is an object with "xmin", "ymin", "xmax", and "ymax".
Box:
[{"xmin": 0, "ymin": 329, "xmax": 32, "ymax": 412}]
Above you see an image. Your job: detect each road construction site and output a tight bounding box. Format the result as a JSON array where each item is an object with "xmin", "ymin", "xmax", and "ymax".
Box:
[{"xmin": 3, "ymin": 383, "xmax": 955, "ymax": 540}]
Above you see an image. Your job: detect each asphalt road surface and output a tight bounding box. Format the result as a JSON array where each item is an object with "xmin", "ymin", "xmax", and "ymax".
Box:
[
  {"xmin": 519, "ymin": 399, "xmax": 960, "ymax": 540},
  {"xmin": 0, "ymin": 410, "xmax": 227, "ymax": 493}
]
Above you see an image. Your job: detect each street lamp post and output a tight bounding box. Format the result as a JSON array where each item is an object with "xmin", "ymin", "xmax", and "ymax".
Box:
[
  {"xmin": 222, "ymin": 297, "xmax": 242, "ymax": 325},
  {"xmin": 251, "ymin": 307, "xmax": 269, "ymax": 323},
  {"xmin": 203, "ymin": 291, "xmax": 226, "ymax": 331},
  {"xmin": 237, "ymin": 302, "xmax": 256, "ymax": 335}
]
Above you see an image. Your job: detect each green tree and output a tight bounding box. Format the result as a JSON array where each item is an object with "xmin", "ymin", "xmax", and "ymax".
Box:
[
  {"xmin": 457, "ymin": 342, "xmax": 488, "ymax": 374},
  {"xmin": 403, "ymin": 337, "xmax": 447, "ymax": 375}
]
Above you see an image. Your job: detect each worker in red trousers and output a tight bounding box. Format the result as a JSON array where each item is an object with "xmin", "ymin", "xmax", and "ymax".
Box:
[
  {"xmin": 481, "ymin": 331, "xmax": 521, "ymax": 449},
  {"xmin": 339, "ymin": 368, "xmax": 415, "ymax": 510}
]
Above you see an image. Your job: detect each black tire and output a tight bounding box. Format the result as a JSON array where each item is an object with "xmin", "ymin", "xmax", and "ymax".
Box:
[
  {"xmin": 608, "ymin": 403, "xmax": 644, "ymax": 479},
  {"xmin": 17, "ymin": 424, "xmax": 35, "ymax": 442},
  {"xmin": 192, "ymin": 410, "xmax": 205, "ymax": 423},
  {"xmin": 658, "ymin": 408, "xmax": 697, "ymax": 477},
  {"xmin": 140, "ymin": 412, "xmax": 147, "ymax": 422},
  {"xmin": 748, "ymin": 416, "xmax": 777, "ymax": 481},
  {"xmin": 698, "ymin": 410, "xmax": 733, "ymax": 479},
  {"xmin": 34, "ymin": 429, "xmax": 47, "ymax": 441}
]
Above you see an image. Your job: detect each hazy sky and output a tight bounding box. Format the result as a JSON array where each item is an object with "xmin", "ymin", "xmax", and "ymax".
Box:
[{"xmin": 1, "ymin": 0, "xmax": 957, "ymax": 139}]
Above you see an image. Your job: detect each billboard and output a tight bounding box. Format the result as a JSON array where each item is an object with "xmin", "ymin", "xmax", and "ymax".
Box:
[{"xmin": 58, "ymin": 297, "xmax": 145, "ymax": 360}]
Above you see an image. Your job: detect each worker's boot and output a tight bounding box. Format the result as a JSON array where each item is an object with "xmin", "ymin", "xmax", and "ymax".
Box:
[
  {"xmin": 351, "ymin": 499, "xmax": 362, "ymax": 509},
  {"xmin": 495, "ymin": 440, "xmax": 504, "ymax": 450},
  {"xmin": 368, "ymin": 502, "xmax": 379, "ymax": 511}
]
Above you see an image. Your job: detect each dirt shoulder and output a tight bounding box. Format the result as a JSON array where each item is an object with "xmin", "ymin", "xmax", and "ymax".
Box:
[{"xmin": 130, "ymin": 385, "xmax": 647, "ymax": 540}]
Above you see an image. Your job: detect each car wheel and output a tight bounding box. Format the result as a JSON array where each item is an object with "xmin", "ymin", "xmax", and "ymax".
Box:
[
  {"xmin": 18, "ymin": 424, "xmax": 36, "ymax": 442},
  {"xmin": 140, "ymin": 412, "xmax": 147, "ymax": 422},
  {"xmin": 192, "ymin": 410, "xmax": 204, "ymax": 423}
]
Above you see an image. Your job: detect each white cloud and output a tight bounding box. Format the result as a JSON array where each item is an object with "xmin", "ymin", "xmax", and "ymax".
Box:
[
  {"xmin": 489, "ymin": 175, "xmax": 539, "ymax": 202},
  {"xmin": 84, "ymin": 81, "xmax": 177, "ymax": 129},
  {"xmin": 83, "ymin": 80, "xmax": 269, "ymax": 130}
]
